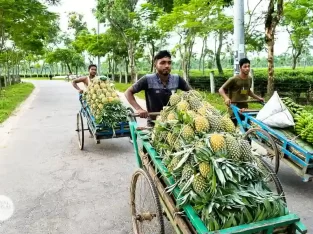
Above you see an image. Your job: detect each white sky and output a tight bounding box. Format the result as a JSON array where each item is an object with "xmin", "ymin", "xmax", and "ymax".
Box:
[{"xmin": 48, "ymin": 0, "xmax": 290, "ymax": 58}]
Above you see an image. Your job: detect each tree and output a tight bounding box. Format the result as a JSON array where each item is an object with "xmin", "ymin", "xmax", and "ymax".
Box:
[
  {"xmin": 73, "ymin": 28, "xmax": 128, "ymax": 74},
  {"xmin": 147, "ymin": 0, "xmax": 233, "ymax": 12},
  {"xmin": 158, "ymin": 0, "xmax": 227, "ymax": 79},
  {"xmin": 0, "ymin": 0, "xmax": 59, "ymax": 87},
  {"xmin": 96, "ymin": 0, "xmax": 141, "ymax": 82},
  {"xmin": 245, "ymin": 0, "xmax": 266, "ymax": 53},
  {"xmin": 138, "ymin": 3, "xmax": 167, "ymax": 72},
  {"xmin": 46, "ymin": 48, "xmax": 84, "ymax": 74},
  {"xmin": 0, "ymin": 0, "xmax": 59, "ymax": 53},
  {"xmin": 68, "ymin": 12, "xmax": 88, "ymax": 37},
  {"xmin": 282, "ymin": 0, "xmax": 313, "ymax": 69},
  {"xmin": 265, "ymin": 0, "xmax": 284, "ymax": 96},
  {"xmin": 208, "ymin": 9, "xmax": 233, "ymax": 75}
]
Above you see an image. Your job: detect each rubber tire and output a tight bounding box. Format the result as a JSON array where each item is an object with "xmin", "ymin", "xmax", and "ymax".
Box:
[
  {"xmin": 77, "ymin": 112, "xmax": 84, "ymax": 150},
  {"xmin": 258, "ymin": 157, "xmax": 286, "ymax": 204},
  {"xmin": 130, "ymin": 169, "xmax": 165, "ymax": 234},
  {"xmin": 244, "ymin": 128, "xmax": 280, "ymax": 173}
]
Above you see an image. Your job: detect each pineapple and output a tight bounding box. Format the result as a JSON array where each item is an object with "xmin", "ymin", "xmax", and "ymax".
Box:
[
  {"xmin": 181, "ymin": 125, "xmax": 195, "ymax": 140},
  {"xmin": 182, "ymin": 163, "xmax": 195, "ymax": 181},
  {"xmin": 195, "ymin": 140, "xmax": 205, "ymax": 149},
  {"xmin": 225, "ymin": 134, "xmax": 241, "ymax": 161},
  {"xmin": 166, "ymin": 132, "xmax": 177, "ymax": 145},
  {"xmin": 160, "ymin": 108, "xmax": 169, "ymax": 119},
  {"xmin": 184, "ymin": 90, "xmax": 202, "ymax": 99},
  {"xmin": 159, "ymin": 131, "xmax": 168, "ymax": 141},
  {"xmin": 197, "ymin": 106, "xmax": 207, "ymax": 116},
  {"xmin": 209, "ymin": 134, "xmax": 226, "ymax": 152},
  {"xmin": 186, "ymin": 110, "xmax": 197, "ymax": 118},
  {"xmin": 239, "ymin": 140, "xmax": 253, "ymax": 161},
  {"xmin": 203, "ymin": 101, "xmax": 220, "ymax": 116},
  {"xmin": 168, "ymin": 156, "xmax": 180, "ymax": 172},
  {"xmin": 177, "ymin": 100, "xmax": 190, "ymax": 112},
  {"xmin": 188, "ymin": 96, "xmax": 203, "ymax": 111},
  {"xmin": 199, "ymin": 162, "xmax": 210, "ymax": 178},
  {"xmin": 194, "ymin": 115, "xmax": 210, "ymax": 133},
  {"xmin": 192, "ymin": 174, "xmax": 208, "ymax": 194},
  {"xmin": 169, "ymin": 93, "xmax": 181, "ymax": 106},
  {"xmin": 174, "ymin": 139, "xmax": 183, "ymax": 152},
  {"xmin": 221, "ymin": 115, "xmax": 236, "ymax": 133},
  {"xmin": 207, "ymin": 114, "xmax": 223, "ymax": 132},
  {"xmin": 167, "ymin": 112, "xmax": 176, "ymax": 121}
]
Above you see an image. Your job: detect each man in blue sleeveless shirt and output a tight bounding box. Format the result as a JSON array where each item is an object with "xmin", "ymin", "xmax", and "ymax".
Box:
[{"xmin": 125, "ymin": 50, "xmax": 191, "ymax": 126}]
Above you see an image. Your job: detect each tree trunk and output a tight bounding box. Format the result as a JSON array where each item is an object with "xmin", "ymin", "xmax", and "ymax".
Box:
[
  {"xmin": 40, "ymin": 62, "xmax": 45, "ymax": 75},
  {"xmin": 66, "ymin": 63, "xmax": 72, "ymax": 73},
  {"xmin": 266, "ymin": 34, "xmax": 275, "ymax": 96},
  {"xmin": 215, "ymin": 30, "xmax": 224, "ymax": 75},
  {"xmin": 265, "ymin": 0, "xmax": 283, "ymax": 96},
  {"xmin": 182, "ymin": 59, "xmax": 188, "ymax": 80},
  {"xmin": 124, "ymin": 59, "xmax": 128, "ymax": 84},
  {"xmin": 150, "ymin": 43, "xmax": 155, "ymax": 72},
  {"xmin": 216, "ymin": 30, "xmax": 224, "ymax": 75},
  {"xmin": 112, "ymin": 59, "xmax": 115, "ymax": 81},
  {"xmin": 292, "ymin": 56, "xmax": 297, "ymax": 70},
  {"xmin": 292, "ymin": 49, "xmax": 302, "ymax": 70},
  {"xmin": 128, "ymin": 41, "xmax": 136, "ymax": 82},
  {"xmin": 108, "ymin": 58, "xmax": 112, "ymax": 73},
  {"xmin": 199, "ymin": 37, "xmax": 206, "ymax": 71},
  {"xmin": 124, "ymin": 57, "xmax": 129, "ymax": 75}
]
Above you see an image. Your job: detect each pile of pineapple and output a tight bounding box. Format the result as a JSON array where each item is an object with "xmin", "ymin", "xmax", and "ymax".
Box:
[
  {"xmin": 82, "ymin": 76, "xmax": 127, "ymax": 126},
  {"xmin": 151, "ymin": 90, "xmax": 287, "ymax": 231}
]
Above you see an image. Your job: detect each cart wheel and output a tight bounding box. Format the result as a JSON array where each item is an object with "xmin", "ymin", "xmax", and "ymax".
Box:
[
  {"xmin": 258, "ymin": 157, "xmax": 286, "ymax": 204},
  {"xmin": 76, "ymin": 112, "xmax": 84, "ymax": 150},
  {"xmin": 244, "ymin": 128, "xmax": 280, "ymax": 173},
  {"xmin": 130, "ymin": 169, "xmax": 165, "ymax": 234}
]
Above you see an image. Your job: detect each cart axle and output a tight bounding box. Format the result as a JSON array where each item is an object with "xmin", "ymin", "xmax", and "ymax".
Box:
[{"xmin": 136, "ymin": 212, "xmax": 156, "ymax": 222}]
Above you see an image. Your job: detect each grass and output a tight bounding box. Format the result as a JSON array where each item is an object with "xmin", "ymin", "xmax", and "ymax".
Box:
[
  {"xmin": 114, "ymin": 82, "xmax": 145, "ymax": 99},
  {"xmin": 22, "ymin": 77, "xmax": 66, "ymax": 81},
  {"xmin": 0, "ymin": 82, "xmax": 35, "ymax": 123}
]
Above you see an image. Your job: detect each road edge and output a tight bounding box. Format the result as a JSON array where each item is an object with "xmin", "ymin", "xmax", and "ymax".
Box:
[{"xmin": 0, "ymin": 81, "xmax": 39, "ymax": 148}]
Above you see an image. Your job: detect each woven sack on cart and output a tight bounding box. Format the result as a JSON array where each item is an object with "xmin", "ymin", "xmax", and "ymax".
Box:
[{"xmin": 256, "ymin": 91, "xmax": 295, "ymax": 128}]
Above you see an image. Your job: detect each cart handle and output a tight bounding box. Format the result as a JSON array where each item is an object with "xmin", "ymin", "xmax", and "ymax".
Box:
[
  {"xmin": 129, "ymin": 112, "xmax": 160, "ymax": 117},
  {"xmin": 231, "ymin": 100, "xmax": 265, "ymax": 104}
]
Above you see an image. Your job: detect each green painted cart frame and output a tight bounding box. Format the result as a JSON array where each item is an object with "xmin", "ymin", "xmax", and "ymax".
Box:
[{"xmin": 128, "ymin": 113, "xmax": 307, "ymax": 234}]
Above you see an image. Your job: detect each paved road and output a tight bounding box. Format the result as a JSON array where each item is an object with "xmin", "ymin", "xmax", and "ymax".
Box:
[{"xmin": 0, "ymin": 80, "xmax": 312, "ymax": 233}]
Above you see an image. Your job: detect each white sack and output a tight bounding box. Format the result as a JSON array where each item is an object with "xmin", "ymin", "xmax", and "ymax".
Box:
[{"xmin": 256, "ymin": 91, "xmax": 295, "ymax": 128}]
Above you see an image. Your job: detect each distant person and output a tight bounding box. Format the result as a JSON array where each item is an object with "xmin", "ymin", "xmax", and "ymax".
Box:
[
  {"xmin": 218, "ymin": 58, "xmax": 264, "ymax": 125},
  {"xmin": 72, "ymin": 65, "xmax": 97, "ymax": 93},
  {"xmin": 124, "ymin": 50, "xmax": 191, "ymax": 127}
]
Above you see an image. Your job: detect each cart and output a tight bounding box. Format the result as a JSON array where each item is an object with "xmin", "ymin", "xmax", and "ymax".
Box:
[
  {"xmin": 128, "ymin": 112, "xmax": 307, "ymax": 234},
  {"xmin": 75, "ymin": 94, "xmax": 133, "ymax": 150},
  {"xmin": 231, "ymin": 101, "xmax": 313, "ymax": 182}
]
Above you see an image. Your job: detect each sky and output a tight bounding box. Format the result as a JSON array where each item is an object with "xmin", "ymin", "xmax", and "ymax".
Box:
[{"xmin": 47, "ymin": 0, "xmax": 290, "ymax": 59}]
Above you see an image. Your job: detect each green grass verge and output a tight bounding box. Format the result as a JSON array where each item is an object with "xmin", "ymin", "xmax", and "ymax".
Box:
[
  {"xmin": 114, "ymin": 82, "xmax": 145, "ymax": 99},
  {"xmin": 0, "ymin": 82, "xmax": 35, "ymax": 123},
  {"xmin": 22, "ymin": 77, "xmax": 65, "ymax": 81}
]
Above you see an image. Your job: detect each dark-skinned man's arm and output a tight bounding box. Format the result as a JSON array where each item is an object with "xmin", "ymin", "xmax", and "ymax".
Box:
[
  {"xmin": 72, "ymin": 76, "xmax": 87, "ymax": 93},
  {"xmin": 219, "ymin": 78, "xmax": 234, "ymax": 106}
]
